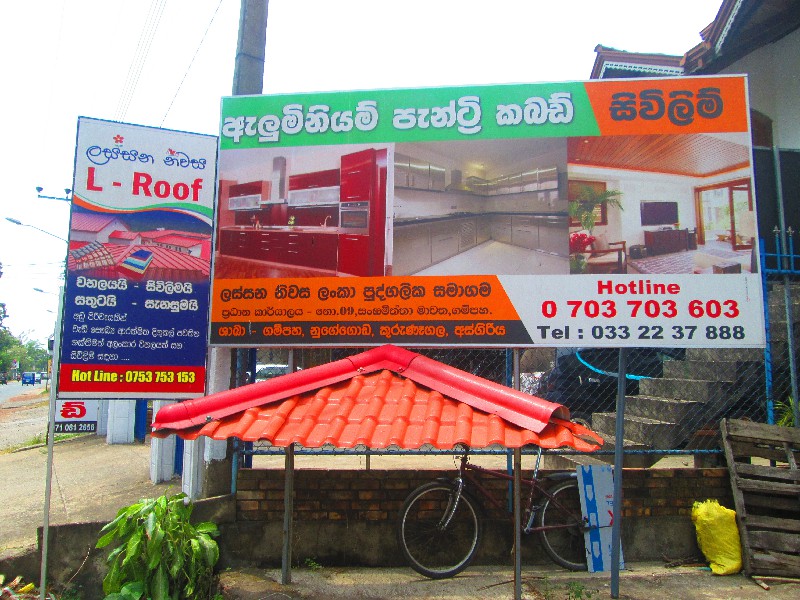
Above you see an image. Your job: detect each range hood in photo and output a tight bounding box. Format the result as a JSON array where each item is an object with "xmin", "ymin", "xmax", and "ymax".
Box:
[{"xmin": 445, "ymin": 169, "xmax": 473, "ymax": 192}]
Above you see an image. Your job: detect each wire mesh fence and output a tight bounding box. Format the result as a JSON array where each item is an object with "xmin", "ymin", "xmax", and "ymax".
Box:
[{"xmin": 243, "ymin": 232, "xmax": 799, "ymax": 463}]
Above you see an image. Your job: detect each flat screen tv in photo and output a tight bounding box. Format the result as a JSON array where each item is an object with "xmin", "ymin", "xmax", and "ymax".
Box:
[
  {"xmin": 640, "ymin": 202, "xmax": 679, "ymax": 226},
  {"xmin": 57, "ymin": 117, "xmax": 218, "ymax": 399},
  {"xmin": 212, "ymin": 75, "xmax": 764, "ymax": 349}
]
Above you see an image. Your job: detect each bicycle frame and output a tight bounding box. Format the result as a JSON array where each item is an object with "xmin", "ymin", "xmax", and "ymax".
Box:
[{"xmin": 448, "ymin": 447, "xmax": 586, "ymax": 535}]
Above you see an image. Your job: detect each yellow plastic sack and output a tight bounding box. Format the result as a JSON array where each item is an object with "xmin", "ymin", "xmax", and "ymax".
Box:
[{"xmin": 691, "ymin": 499, "xmax": 742, "ymax": 575}]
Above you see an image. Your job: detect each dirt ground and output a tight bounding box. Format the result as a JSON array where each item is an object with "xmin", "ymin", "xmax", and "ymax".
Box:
[
  {"xmin": 0, "ymin": 383, "xmax": 173, "ymax": 554},
  {"xmin": 216, "ymin": 563, "xmax": 800, "ymax": 600},
  {"xmin": 2, "ymin": 384, "xmax": 798, "ymax": 599}
]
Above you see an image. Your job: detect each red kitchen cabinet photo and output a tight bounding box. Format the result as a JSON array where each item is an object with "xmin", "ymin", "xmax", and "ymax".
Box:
[
  {"xmin": 338, "ymin": 148, "xmax": 387, "ymax": 276},
  {"xmin": 288, "ymin": 169, "xmax": 340, "ymax": 191},
  {"xmin": 340, "ymin": 149, "xmax": 377, "ymax": 202},
  {"xmin": 337, "ymin": 233, "xmax": 372, "ymax": 276}
]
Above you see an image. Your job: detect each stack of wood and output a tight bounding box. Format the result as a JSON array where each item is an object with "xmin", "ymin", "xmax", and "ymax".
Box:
[{"xmin": 720, "ymin": 418, "xmax": 800, "ymax": 579}]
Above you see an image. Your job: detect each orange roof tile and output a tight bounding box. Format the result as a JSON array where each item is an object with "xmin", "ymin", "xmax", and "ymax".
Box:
[{"xmin": 152, "ymin": 346, "xmax": 602, "ymax": 452}]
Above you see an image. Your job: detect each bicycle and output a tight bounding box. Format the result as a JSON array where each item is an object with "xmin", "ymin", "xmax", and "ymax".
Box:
[{"xmin": 396, "ymin": 445, "xmax": 594, "ymax": 579}]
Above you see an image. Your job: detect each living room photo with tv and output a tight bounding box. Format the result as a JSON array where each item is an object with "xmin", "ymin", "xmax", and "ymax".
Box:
[{"xmin": 567, "ymin": 132, "xmax": 758, "ymax": 276}]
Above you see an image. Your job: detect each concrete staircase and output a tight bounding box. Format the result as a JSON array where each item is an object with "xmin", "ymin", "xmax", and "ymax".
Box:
[
  {"xmin": 590, "ymin": 347, "xmax": 764, "ymax": 458},
  {"xmin": 581, "ymin": 281, "xmax": 800, "ymax": 467}
]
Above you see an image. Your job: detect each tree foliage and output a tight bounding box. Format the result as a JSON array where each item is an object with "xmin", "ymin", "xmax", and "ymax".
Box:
[{"xmin": 0, "ymin": 262, "xmax": 50, "ymax": 375}]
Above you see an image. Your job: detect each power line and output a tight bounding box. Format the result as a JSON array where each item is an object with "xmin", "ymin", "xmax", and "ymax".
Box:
[
  {"xmin": 114, "ymin": 0, "xmax": 169, "ymax": 121},
  {"xmin": 161, "ymin": 0, "xmax": 225, "ymax": 127}
]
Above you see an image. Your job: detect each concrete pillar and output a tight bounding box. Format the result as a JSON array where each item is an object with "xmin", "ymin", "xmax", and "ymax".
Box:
[
  {"xmin": 150, "ymin": 400, "xmax": 176, "ymax": 483},
  {"xmin": 95, "ymin": 399, "xmax": 109, "ymax": 436},
  {"xmin": 106, "ymin": 400, "xmax": 135, "ymax": 444},
  {"xmin": 182, "ymin": 437, "xmax": 205, "ymax": 499},
  {"xmin": 182, "ymin": 347, "xmax": 233, "ymax": 498}
]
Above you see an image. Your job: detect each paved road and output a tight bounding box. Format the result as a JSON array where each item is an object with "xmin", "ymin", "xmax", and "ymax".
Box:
[
  {"xmin": 0, "ymin": 382, "xmax": 173, "ymax": 554},
  {"xmin": 0, "ymin": 380, "xmax": 50, "ymax": 451}
]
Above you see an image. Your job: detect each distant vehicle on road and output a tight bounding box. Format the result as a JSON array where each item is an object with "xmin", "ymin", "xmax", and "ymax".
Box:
[
  {"xmin": 34, "ymin": 373, "xmax": 42, "ymax": 384},
  {"xmin": 0, "ymin": 374, "xmax": 7, "ymax": 384},
  {"xmin": 21, "ymin": 372, "xmax": 36, "ymax": 386},
  {"xmin": 254, "ymin": 363, "xmax": 291, "ymax": 382}
]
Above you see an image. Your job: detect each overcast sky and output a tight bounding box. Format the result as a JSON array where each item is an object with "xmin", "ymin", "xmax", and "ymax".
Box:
[{"xmin": 0, "ymin": 0, "xmax": 723, "ymax": 344}]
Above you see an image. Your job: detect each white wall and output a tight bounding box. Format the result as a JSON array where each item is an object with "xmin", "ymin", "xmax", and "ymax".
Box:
[{"xmin": 720, "ymin": 28, "xmax": 800, "ymax": 149}]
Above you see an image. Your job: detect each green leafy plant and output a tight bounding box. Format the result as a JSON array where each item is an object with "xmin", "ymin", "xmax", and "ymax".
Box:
[
  {"xmin": 304, "ymin": 557, "xmax": 323, "ymax": 571},
  {"xmin": 96, "ymin": 491, "xmax": 220, "ymax": 600},
  {"xmin": 776, "ymin": 396, "xmax": 797, "ymax": 427},
  {"xmin": 569, "ymin": 186, "xmax": 623, "ymax": 233},
  {"xmin": 566, "ymin": 580, "xmax": 596, "ymax": 599}
]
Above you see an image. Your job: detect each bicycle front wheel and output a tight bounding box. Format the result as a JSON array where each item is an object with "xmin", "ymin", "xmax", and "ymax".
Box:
[
  {"xmin": 397, "ymin": 481, "xmax": 482, "ymax": 579},
  {"xmin": 536, "ymin": 480, "xmax": 588, "ymax": 571}
]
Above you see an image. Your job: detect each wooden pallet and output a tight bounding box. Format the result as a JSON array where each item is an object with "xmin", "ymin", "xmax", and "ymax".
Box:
[{"xmin": 720, "ymin": 418, "xmax": 800, "ymax": 576}]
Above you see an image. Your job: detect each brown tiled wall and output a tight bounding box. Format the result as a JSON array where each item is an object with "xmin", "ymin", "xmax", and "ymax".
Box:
[{"xmin": 236, "ymin": 468, "xmax": 733, "ymax": 522}]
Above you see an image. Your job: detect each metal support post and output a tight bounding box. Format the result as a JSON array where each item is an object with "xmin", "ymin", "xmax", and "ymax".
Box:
[
  {"xmin": 281, "ymin": 443, "xmax": 295, "ymax": 584},
  {"xmin": 513, "ymin": 447, "xmax": 522, "ymax": 600},
  {"xmin": 610, "ymin": 348, "xmax": 627, "ymax": 598}
]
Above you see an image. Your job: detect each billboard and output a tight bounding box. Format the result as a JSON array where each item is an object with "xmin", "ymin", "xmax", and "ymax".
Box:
[
  {"xmin": 212, "ymin": 76, "xmax": 764, "ymax": 348},
  {"xmin": 57, "ymin": 118, "xmax": 217, "ymax": 398}
]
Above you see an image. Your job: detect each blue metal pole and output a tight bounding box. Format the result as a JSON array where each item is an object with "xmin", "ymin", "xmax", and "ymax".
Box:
[
  {"xmin": 231, "ymin": 438, "xmax": 240, "ymax": 494},
  {"xmin": 174, "ymin": 437, "xmax": 184, "ymax": 476},
  {"xmin": 133, "ymin": 399, "xmax": 148, "ymax": 442}
]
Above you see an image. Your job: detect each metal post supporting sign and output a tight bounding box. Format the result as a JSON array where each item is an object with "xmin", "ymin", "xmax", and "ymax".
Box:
[
  {"xmin": 40, "ymin": 287, "xmax": 64, "ymax": 600},
  {"xmin": 281, "ymin": 443, "xmax": 295, "ymax": 585},
  {"xmin": 610, "ymin": 348, "xmax": 627, "ymax": 598},
  {"xmin": 513, "ymin": 447, "xmax": 522, "ymax": 600}
]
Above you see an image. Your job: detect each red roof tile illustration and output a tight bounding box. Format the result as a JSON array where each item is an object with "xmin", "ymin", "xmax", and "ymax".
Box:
[
  {"xmin": 148, "ymin": 234, "xmax": 205, "ymax": 249},
  {"xmin": 70, "ymin": 212, "xmax": 126, "ymax": 233},
  {"xmin": 152, "ymin": 345, "xmax": 602, "ymax": 452},
  {"xmin": 109, "ymin": 230, "xmax": 140, "ymax": 241},
  {"xmin": 67, "ymin": 243, "xmax": 210, "ymax": 280},
  {"xmin": 140, "ymin": 230, "xmax": 209, "ymax": 242}
]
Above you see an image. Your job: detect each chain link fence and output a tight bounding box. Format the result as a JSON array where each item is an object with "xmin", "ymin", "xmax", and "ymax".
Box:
[{"xmin": 243, "ymin": 233, "xmax": 798, "ymax": 464}]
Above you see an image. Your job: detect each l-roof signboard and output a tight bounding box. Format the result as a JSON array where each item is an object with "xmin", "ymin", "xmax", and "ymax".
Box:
[{"xmin": 57, "ymin": 118, "xmax": 217, "ymax": 399}]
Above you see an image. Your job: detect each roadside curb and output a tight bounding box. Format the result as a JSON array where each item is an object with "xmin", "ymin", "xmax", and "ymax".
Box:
[{"xmin": 7, "ymin": 433, "xmax": 95, "ymax": 454}]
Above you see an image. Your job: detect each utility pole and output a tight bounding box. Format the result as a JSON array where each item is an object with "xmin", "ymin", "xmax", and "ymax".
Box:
[
  {"xmin": 233, "ymin": 0, "xmax": 270, "ymax": 95},
  {"xmin": 201, "ymin": 0, "xmax": 270, "ymax": 497}
]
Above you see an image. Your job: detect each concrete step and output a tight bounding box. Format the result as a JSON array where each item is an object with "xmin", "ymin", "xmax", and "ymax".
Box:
[
  {"xmin": 625, "ymin": 395, "xmax": 705, "ymax": 422},
  {"xmin": 768, "ymin": 303, "xmax": 800, "ymax": 317},
  {"xmin": 662, "ymin": 359, "xmax": 764, "ymax": 384},
  {"xmin": 767, "ymin": 321, "xmax": 800, "ymax": 341},
  {"xmin": 542, "ymin": 453, "xmax": 608, "ymax": 471},
  {"xmin": 592, "ymin": 412, "xmax": 684, "ymax": 449},
  {"xmin": 663, "ymin": 360, "xmax": 738, "ymax": 382},
  {"xmin": 686, "ymin": 347, "xmax": 762, "ymax": 362},
  {"xmin": 589, "ymin": 432, "xmax": 659, "ymax": 468},
  {"xmin": 638, "ymin": 377, "xmax": 729, "ymax": 404}
]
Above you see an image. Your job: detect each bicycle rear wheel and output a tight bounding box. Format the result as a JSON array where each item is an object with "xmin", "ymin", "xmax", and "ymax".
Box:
[
  {"xmin": 397, "ymin": 481, "xmax": 482, "ymax": 579},
  {"xmin": 535, "ymin": 480, "xmax": 588, "ymax": 571}
]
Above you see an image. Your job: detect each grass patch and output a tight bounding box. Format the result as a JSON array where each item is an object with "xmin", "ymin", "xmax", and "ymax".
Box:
[{"xmin": 1, "ymin": 432, "xmax": 87, "ymax": 454}]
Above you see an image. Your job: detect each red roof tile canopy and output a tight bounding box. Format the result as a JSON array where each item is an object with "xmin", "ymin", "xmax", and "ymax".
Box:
[{"xmin": 152, "ymin": 345, "xmax": 602, "ymax": 452}]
